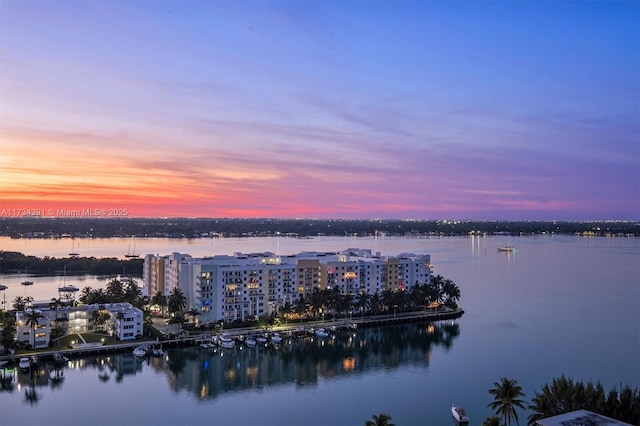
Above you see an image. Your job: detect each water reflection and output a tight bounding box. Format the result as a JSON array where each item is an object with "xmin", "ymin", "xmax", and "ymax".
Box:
[{"xmin": 166, "ymin": 322, "xmax": 460, "ymax": 400}]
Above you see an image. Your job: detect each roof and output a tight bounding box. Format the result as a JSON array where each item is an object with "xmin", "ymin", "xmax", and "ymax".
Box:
[{"xmin": 535, "ymin": 409, "xmax": 632, "ymax": 426}]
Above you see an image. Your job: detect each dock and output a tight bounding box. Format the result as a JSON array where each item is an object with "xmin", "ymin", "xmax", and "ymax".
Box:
[{"xmin": 0, "ymin": 308, "xmax": 464, "ymax": 364}]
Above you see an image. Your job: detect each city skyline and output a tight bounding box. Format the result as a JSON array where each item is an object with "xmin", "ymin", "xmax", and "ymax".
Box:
[{"xmin": 1, "ymin": 1, "xmax": 638, "ymax": 220}]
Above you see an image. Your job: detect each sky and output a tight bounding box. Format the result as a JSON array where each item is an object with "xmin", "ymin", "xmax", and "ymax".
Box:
[{"xmin": 1, "ymin": 1, "xmax": 638, "ymax": 220}]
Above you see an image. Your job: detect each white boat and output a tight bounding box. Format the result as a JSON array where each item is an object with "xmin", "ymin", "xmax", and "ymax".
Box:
[
  {"xmin": 18, "ymin": 357, "xmax": 31, "ymax": 370},
  {"xmin": 58, "ymin": 266, "xmax": 79, "ymax": 293},
  {"xmin": 315, "ymin": 328, "xmax": 329, "ymax": 338},
  {"xmin": 52, "ymin": 352, "xmax": 69, "ymax": 364},
  {"xmin": 133, "ymin": 346, "xmax": 148, "ymax": 358},
  {"xmin": 451, "ymin": 405, "xmax": 469, "ymax": 423},
  {"xmin": 151, "ymin": 348, "xmax": 164, "ymax": 357},
  {"xmin": 270, "ymin": 333, "xmax": 283, "ymax": 344},
  {"xmin": 256, "ymin": 335, "xmax": 268, "ymax": 345},
  {"xmin": 218, "ymin": 334, "xmax": 235, "ymax": 349},
  {"xmin": 245, "ymin": 337, "xmax": 257, "ymax": 347},
  {"xmin": 497, "ymin": 245, "xmax": 516, "ymax": 252}
]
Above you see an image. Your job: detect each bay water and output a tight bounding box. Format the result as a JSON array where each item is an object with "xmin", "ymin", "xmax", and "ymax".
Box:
[{"xmin": 0, "ymin": 235, "xmax": 638, "ymax": 425}]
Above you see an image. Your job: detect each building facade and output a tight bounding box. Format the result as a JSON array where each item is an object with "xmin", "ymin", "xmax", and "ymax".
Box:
[
  {"xmin": 15, "ymin": 302, "xmax": 144, "ymax": 348},
  {"xmin": 144, "ymin": 248, "xmax": 432, "ymax": 325}
]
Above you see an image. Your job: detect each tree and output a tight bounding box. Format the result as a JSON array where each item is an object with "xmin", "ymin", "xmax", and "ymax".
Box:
[
  {"xmin": 294, "ymin": 295, "xmax": 307, "ymax": 323},
  {"xmin": 186, "ymin": 308, "xmax": 200, "ymax": 325},
  {"xmin": 168, "ymin": 312, "xmax": 185, "ymax": 334},
  {"xmin": 365, "ymin": 413, "xmax": 395, "ymax": 426},
  {"xmin": 106, "ymin": 279, "xmax": 125, "ymax": 302},
  {"xmin": 482, "ymin": 416, "xmax": 501, "ymax": 426},
  {"xmin": 356, "ymin": 291, "xmax": 371, "ymax": 319},
  {"xmin": 12, "ymin": 296, "xmax": 26, "ymax": 311},
  {"xmin": 167, "ymin": 287, "xmax": 187, "ymax": 314},
  {"xmin": 151, "ymin": 291, "xmax": 167, "ymax": 316},
  {"xmin": 527, "ymin": 375, "xmax": 640, "ymax": 426},
  {"xmin": 24, "ymin": 309, "xmax": 45, "ymax": 348},
  {"xmin": 280, "ymin": 301, "xmax": 292, "ymax": 325},
  {"xmin": 442, "ymin": 278, "xmax": 462, "ymax": 309},
  {"xmin": 310, "ymin": 288, "xmax": 325, "ymax": 320},
  {"xmin": 488, "ymin": 377, "xmax": 527, "ymax": 426}
]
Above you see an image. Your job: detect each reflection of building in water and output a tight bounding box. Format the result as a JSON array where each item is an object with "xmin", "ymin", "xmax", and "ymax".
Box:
[
  {"xmin": 165, "ymin": 322, "xmax": 460, "ymax": 400},
  {"xmin": 144, "ymin": 248, "xmax": 433, "ymax": 326}
]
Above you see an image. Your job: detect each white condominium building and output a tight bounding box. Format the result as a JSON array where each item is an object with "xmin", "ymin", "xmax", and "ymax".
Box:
[{"xmin": 143, "ymin": 248, "xmax": 432, "ymax": 326}]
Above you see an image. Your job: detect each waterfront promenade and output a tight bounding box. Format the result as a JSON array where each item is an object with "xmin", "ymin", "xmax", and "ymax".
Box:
[{"xmin": 0, "ymin": 308, "xmax": 464, "ymax": 364}]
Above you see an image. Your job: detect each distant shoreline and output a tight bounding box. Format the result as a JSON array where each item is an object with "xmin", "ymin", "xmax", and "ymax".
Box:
[{"xmin": 1, "ymin": 217, "xmax": 638, "ymax": 239}]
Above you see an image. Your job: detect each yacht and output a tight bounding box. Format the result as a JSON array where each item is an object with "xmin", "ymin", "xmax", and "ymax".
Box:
[
  {"xmin": 315, "ymin": 328, "xmax": 330, "ymax": 338},
  {"xmin": 18, "ymin": 357, "xmax": 31, "ymax": 370},
  {"xmin": 218, "ymin": 334, "xmax": 235, "ymax": 349},
  {"xmin": 451, "ymin": 405, "xmax": 469, "ymax": 424},
  {"xmin": 133, "ymin": 345, "xmax": 148, "ymax": 358},
  {"xmin": 270, "ymin": 333, "xmax": 283, "ymax": 344}
]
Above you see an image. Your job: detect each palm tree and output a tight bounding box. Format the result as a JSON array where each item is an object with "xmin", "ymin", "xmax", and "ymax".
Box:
[
  {"xmin": 482, "ymin": 416, "xmax": 501, "ymax": 426},
  {"xmin": 24, "ymin": 309, "xmax": 45, "ymax": 348},
  {"xmin": 310, "ymin": 288, "xmax": 325, "ymax": 320},
  {"xmin": 356, "ymin": 291, "xmax": 371, "ymax": 319},
  {"xmin": 186, "ymin": 308, "xmax": 200, "ymax": 325},
  {"xmin": 168, "ymin": 312, "xmax": 185, "ymax": 335},
  {"xmin": 365, "ymin": 413, "xmax": 395, "ymax": 426},
  {"xmin": 106, "ymin": 279, "xmax": 125, "ymax": 302},
  {"xmin": 167, "ymin": 287, "xmax": 187, "ymax": 315},
  {"xmin": 151, "ymin": 291, "xmax": 167, "ymax": 316},
  {"xmin": 370, "ymin": 292, "xmax": 382, "ymax": 315},
  {"xmin": 442, "ymin": 278, "xmax": 461, "ymax": 309},
  {"xmin": 12, "ymin": 296, "xmax": 26, "ymax": 311},
  {"xmin": 280, "ymin": 301, "xmax": 292, "ymax": 325},
  {"xmin": 294, "ymin": 295, "xmax": 307, "ymax": 324},
  {"xmin": 488, "ymin": 377, "xmax": 527, "ymax": 426}
]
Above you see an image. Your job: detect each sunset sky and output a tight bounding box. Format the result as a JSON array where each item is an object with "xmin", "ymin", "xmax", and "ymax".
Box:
[{"xmin": 1, "ymin": 1, "xmax": 638, "ymax": 220}]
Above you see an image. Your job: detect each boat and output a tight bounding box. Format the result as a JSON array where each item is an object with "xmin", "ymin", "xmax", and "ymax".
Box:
[
  {"xmin": 270, "ymin": 333, "xmax": 283, "ymax": 344},
  {"xmin": 256, "ymin": 335, "xmax": 268, "ymax": 345},
  {"xmin": 245, "ymin": 337, "xmax": 257, "ymax": 347},
  {"xmin": 151, "ymin": 347, "xmax": 164, "ymax": 357},
  {"xmin": 451, "ymin": 404, "xmax": 469, "ymax": 424},
  {"xmin": 69, "ymin": 240, "xmax": 79, "ymax": 257},
  {"xmin": 125, "ymin": 242, "xmax": 139, "ymax": 258},
  {"xmin": 497, "ymin": 245, "xmax": 516, "ymax": 252},
  {"xmin": 315, "ymin": 328, "xmax": 330, "ymax": 338},
  {"xmin": 218, "ymin": 334, "xmax": 235, "ymax": 349},
  {"xmin": 132, "ymin": 345, "xmax": 148, "ymax": 358},
  {"xmin": 52, "ymin": 352, "xmax": 69, "ymax": 364},
  {"xmin": 58, "ymin": 266, "xmax": 79, "ymax": 293},
  {"xmin": 18, "ymin": 357, "xmax": 31, "ymax": 370}
]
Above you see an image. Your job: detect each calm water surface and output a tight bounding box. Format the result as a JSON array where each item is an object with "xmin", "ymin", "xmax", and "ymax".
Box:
[{"xmin": 1, "ymin": 235, "xmax": 638, "ymax": 426}]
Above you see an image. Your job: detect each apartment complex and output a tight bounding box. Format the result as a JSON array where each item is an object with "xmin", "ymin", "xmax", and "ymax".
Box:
[
  {"xmin": 143, "ymin": 248, "xmax": 432, "ymax": 325},
  {"xmin": 15, "ymin": 302, "xmax": 144, "ymax": 348}
]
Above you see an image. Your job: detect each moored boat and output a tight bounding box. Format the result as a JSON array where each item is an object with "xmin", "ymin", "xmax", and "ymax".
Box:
[
  {"xmin": 451, "ymin": 404, "xmax": 469, "ymax": 424},
  {"xmin": 52, "ymin": 352, "xmax": 69, "ymax": 364},
  {"xmin": 245, "ymin": 337, "xmax": 257, "ymax": 347},
  {"xmin": 18, "ymin": 357, "xmax": 31, "ymax": 370},
  {"xmin": 270, "ymin": 333, "xmax": 283, "ymax": 344},
  {"xmin": 133, "ymin": 345, "xmax": 148, "ymax": 358},
  {"xmin": 315, "ymin": 328, "xmax": 329, "ymax": 338},
  {"xmin": 497, "ymin": 245, "xmax": 516, "ymax": 252},
  {"xmin": 218, "ymin": 334, "xmax": 235, "ymax": 349}
]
